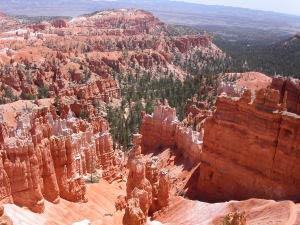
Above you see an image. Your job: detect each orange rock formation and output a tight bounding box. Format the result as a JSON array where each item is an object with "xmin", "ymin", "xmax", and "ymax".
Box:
[
  {"xmin": 123, "ymin": 134, "xmax": 170, "ymax": 225},
  {"xmin": 0, "ymin": 102, "xmax": 121, "ymax": 213},
  {"xmin": 1, "ymin": 7, "xmax": 300, "ymax": 225},
  {"xmin": 140, "ymin": 75, "xmax": 300, "ymax": 204},
  {"xmin": 191, "ymin": 80, "xmax": 300, "ymax": 202},
  {"xmin": 271, "ymin": 76, "xmax": 300, "ymax": 114},
  {"xmin": 0, "ymin": 9, "xmax": 222, "ymax": 104},
  {"xmin": 141, "ymin": 104, "xmax": 203, "ymax": 164}
]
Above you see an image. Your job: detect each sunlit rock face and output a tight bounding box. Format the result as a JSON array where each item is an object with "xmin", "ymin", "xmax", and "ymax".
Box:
[
  {"xmin": 139, "ymin": 77, "xmax": 300, "ymax": 204},
  {"xmin": 0, "ymin": 8, "xmax": 223, "ymax": 105},
  {"xmin": 140, "ymin": 104, "xmax": 203, "ymax": 164},
  {"xmin": 123, "ymin": 134, "xmax": 170, "ymax": 225},
  {"xmin": 271, "ymin": 76, "xmax": 300, "ymax": 114},
  {"xmin": 193, "ymin": 85, "xmax": 300, "ymax": 202},
  {"xmin": 0, "ymin": 104, "xmax": 120, "ymax": 212}
]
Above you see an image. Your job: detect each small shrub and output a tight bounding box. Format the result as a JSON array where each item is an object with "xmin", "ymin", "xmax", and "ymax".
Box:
[
  {"xmin": 20, "ymin": 92, "xmax": 35, "ymax": 100},
  {"xmin": 223, "ymin": 211, "xmax": 246, "ymax": 225},
  {"xmin": 0, "ymin": 98, "xmax": 5, "ymax": 105},
  {"xmin": 4, "ymin": 86, "xmax": 17, "ymax": 101},
  {"xmin": 38, "ymin": 86, "xmax": 49, "ymax": 98},
  {"xmin": 79, "ymin": 109, "xmax": 89, "ymax": 119},
  {"xmin": 84, "ymin": 172, "xmax": 100, "ymax": 183},
  {"xmin": 53, "ymin": 97, "xmax": 61, "ymax": 108}
]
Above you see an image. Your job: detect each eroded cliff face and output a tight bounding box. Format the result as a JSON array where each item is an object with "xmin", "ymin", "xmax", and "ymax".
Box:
[
  {"xmin": 194, "ymin": 86, "xmax": 300, "ymax": 202},
  {"xmin": 271, "ymin": 76, "xmax": 300, "ymax": 114},
  {"xmin": 0, "ymin": 13, "xmax": 21, "ymax": 32},
  {"xmin": 139, "ymin": 77, "xmax": 300, "ymax": 203},
  {"xmin": 0, "ymin": 102, "xmax": 121, "ymax": 213},
  {"xmin": 140, "ymin": 105, "xmax": 203, "ymax": 165}
]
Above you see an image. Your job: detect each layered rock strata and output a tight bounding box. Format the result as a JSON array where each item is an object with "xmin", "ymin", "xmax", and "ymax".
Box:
[
  {"xmin": 140, "ymin": 104, "xmax": 203, "ymax": 164},
  {"xmin": 218, "ymin": 72, "xmax": 272, "ymax": 96},
  {"xmin": 195, "ymin": 87, "xmax": 300, "ymax": 202},
  {"xmin": 0, "ymin": 103, "xmax": 120, "ymax": 212},
  {"xmin": 184, "ymin": 97, "xmax": 212, "ymax": 132},
  {"xmin": 140, "ymin": 82, "xmax": 300, "ymax": 203}
]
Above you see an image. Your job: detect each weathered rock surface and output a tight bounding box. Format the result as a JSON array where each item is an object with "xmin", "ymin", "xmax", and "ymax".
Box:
[
  {"xmin": 123, "ymin": 198, "xmax": 145, "ymax": 225},
  {"xmin": 0, "ymin": 13, "xmax": 21, "ymax": 32},
  {"xmin": 4, "ymin": 179, "xmax": 125, "ymax": 225},
  {"xmin": 154, "ymin": 197, "xmax": 300, "ymax": 225},
  {"xmin": 193, "ymin": 86, "xmax": 300, "ymax": 202},
  {"xmin": 184, "ymin": 97, "xmax": 212, "ymax": 132},
  {"xmin": 140, "ymin": 104, "xmax": 203, "ymax": 164},
  {"xmin": 0, "ymin": 101, "xmax": 121, "ymax": 212},
  {"xmin": 173, "ymin": 35, "xmax": 212, "ymax": 53},
  {"xmin": 139, "ymin": 78, "xmax": 300, "ymax": 204},
  {"xmin": 218, "ymin": 72, "xmax": 272, "ymax": 96},
  {"xmin": 123, "ymin": 134, "xmax": 170, "ymax": 225},
  {"xmin": 0, "ymin": 9, "xmax": 223, "ymax": 103},
  {"xmin": 271, "ymin": 76, "xmax": 300, "ymax": 114}
]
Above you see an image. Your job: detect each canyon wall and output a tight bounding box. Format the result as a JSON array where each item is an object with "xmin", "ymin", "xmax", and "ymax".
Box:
[
  {"xmin": 0, "ymin": 103, "xmax": 121, "ymax": 212},
  {"xmin": 140, "ymin": 104, "xmax": 203, "ymax": 165},
  {"xmin": 194, "ymin": 87, "xmax": 300, "ymax": 202},
  {"xmin": 140, "ymin": 77, "xmax": 300, "ymax": 203}
]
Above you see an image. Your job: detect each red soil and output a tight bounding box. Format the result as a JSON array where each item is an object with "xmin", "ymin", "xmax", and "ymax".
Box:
[{"xmin": 4, "ymin": 180, "xmax": 126, "ymax": 225}]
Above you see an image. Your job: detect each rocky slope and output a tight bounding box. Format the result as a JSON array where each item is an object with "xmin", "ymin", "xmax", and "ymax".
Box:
[
  {"xmin": 4, "ymin": 180, "xmax": 125, "ymax": 225},
  {"xmin": 173, "ymin": 74, "xmax": 300, "ymax": 203},
  {"xmin": 0, "ymin": 9, "xmax": 223, "ymax": 104},
  {"xmin": 122, "ymin": 134, "xmax": 170, "ymax": 225},
  {"xmin": 0, "ymin": 9, "xmax": 227, "ymax": 224},
  {"xmin": 0, "ymin": 13, "xmax": 21, "ymax": 32},
  {"xmin": 271, "ymin": 76, "xmax": 300, "ymax": 115},
  {"xmin": 135, "ymin": 95, "xmax": 300, "ymax": 224},
  {"xmin": 2, "ymin": 75, "xmax": 300, "ymax": 224},
  {"xmin": 155, "ymin": 197, "xmax": 300, "ymax": 225}
]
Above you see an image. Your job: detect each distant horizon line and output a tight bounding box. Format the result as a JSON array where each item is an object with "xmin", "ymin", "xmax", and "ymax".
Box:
[
  {"xmin": 1, "ymin": 0, "xmax": 300, "ymax": 18},
  {"xmin": 170, "ymin": 0, "xmax": 300, "ymax": 17}
]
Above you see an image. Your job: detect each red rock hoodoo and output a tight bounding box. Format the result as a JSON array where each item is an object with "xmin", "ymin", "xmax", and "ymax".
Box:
[
  {"xmin": 123, "ymin": 134, "xmax": 170, "ymax": 225},
  {"xmin": 2, "ymin": 6, "xmax": 300, "ymax": 225},
  {"xmin": 0, "ymin": 103, "xmax": 121, "ymax": 213},
  {"xmin": 271, "ymin": 76, "xmax": 300, "ymax": 114}
]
